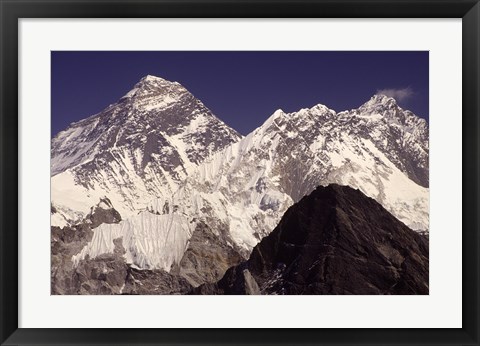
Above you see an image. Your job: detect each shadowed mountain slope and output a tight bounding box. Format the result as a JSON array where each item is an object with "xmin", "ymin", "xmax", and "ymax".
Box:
[{"xmin": 195, "ymin": 184, "xmax": 429, "ymax": 295}]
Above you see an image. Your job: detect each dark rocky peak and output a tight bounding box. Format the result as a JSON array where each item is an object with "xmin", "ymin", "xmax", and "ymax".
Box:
[{"xmin": 195, "ymin": 184, "xmax": 429, "ymax": 295}]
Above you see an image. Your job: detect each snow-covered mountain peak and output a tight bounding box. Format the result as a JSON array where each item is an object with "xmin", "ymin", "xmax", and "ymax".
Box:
[
  {"xmin": 361, "ymin": 93, "xmax": 424, "ymax": 124},
  {"xmin": 259, "ymin": 103, "xmax": 336, "ymax": 134},
  {"xmin": 310, "ymin": 103, "xmax": 336, "ymax": 114},
  {"xmin": 261, "ymin": 109, "xmax": 285, "ymax": 128},
  {"xmin": 136, "ymin": 74, "xmax": 182, "ymax": 89},
  {"xmin": 352, "ymin": 94, "xmax": 428, "ymax": 130},
  {"xmin": 141, "ymin": 74, "xmax": 171, "ymax": 83},
  {"xmin": 121, "ymin": 74, "xmax": 188, "ymax": 103},
  {"xmin": 51, "ymin": 75, "xmax": 242, "ymax": 224},
  {"xmin": 294, "ymin": 103, "xmax": 336, "ymax": 120},
  {"xmin": 356, "ymin": 94, "xmax": 399, "ymax": 114},
  {"xmin": 367, "ymin": 93, "xmax": 397, "ymax": 105},
  {"xmin": 273, "ymin": 108, "xmax": 284, "ymax": 117}
]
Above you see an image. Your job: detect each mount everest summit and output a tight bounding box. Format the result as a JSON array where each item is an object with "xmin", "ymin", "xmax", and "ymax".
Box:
[
  {"xmin": 51, "ymin": 75, "xmax": 241, "ymax": 225},
  {"xmin": 51, "ymin": 75, "xmax": 429, "ymax": 294}
]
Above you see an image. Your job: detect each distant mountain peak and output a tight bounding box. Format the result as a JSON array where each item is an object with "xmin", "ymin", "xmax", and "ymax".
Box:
[
  {"xmin": 295, "ymin": 103, "xmax": 336, "ymax": 119},
  {"xmin": 372, "ymin": 93, "xmax": 397, "ymax": 103},
  {"xmin": 260, "ymin": 103, "xmax": 337, "ymax": 132},
  {"xmin": 137, "ymin": 74, "xmax": 182, "ymax": 87},
  {"xmin": 361, "ymin": 94, "xmax": 398, "ymax": 109},
  {"xmin": 141, "ymin": 74, "xmax": 170, "ymax": 82},
  {"xmin": 122, "ymin": 75, "xmax": 186, "ymax": 100}
]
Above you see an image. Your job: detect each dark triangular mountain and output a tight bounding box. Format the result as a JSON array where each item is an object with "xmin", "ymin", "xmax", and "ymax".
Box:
[{"xmin": 194, "ymin": 184, "xmax": 429, "ymax": 295}]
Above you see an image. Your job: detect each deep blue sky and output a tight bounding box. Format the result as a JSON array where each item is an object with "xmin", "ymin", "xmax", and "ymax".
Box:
[{"xmin": 52, "ymin": 51, "xmax": 428, "ymax": 137}]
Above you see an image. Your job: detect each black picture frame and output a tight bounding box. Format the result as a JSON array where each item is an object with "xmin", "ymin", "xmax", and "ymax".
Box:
[{"xmin": 1, "ymin": 0, "xmax": 479, "ymax": 345}]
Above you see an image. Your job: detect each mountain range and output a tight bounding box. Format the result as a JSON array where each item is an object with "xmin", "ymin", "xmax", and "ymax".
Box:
[{"xmin": 51, "ymin": 75, "xmax": 429, "ymax": 294}]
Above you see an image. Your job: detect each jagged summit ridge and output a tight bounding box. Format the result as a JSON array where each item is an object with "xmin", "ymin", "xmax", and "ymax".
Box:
[
  {"xmin": 141, "ymin": 74, "xmax": 175, "ymax": 83},
  {"xmin": 174, "ymin": 95, "xmax": 429, "ymax": 232},
  {"xmin": 121, "ymin": 74, "xmax": 187, "ymax": 101},
  {"xmin": 363, "ymin": 93, "xmax": 398, "ymax": 106}
]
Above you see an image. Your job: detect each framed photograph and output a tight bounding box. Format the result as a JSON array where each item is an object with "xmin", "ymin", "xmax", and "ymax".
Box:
[{"xmin": 1, "ymin": 0, "xmax": 479, "ymax": 345}]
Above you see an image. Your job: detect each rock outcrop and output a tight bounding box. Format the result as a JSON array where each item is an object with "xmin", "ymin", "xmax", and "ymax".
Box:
[{"xmin": 173, "ymin": 222, "xmax": 244, "ymax": 287}]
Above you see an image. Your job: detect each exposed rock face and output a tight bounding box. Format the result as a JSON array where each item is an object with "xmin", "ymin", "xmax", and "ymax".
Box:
[
  {"xmin": 51, "ymin": 202, "xmax": 127, "ymax": 295},
  {"xmin": 173, "ymin": 222, "xmax": 244, "ymax": 287},
  {"xmin": 194, "ymin": 263, "xmax": 260, "ymax": 295},
  {"xmin": 87, "ymin": 197, "xmax": 122, "ymax": 229},
  {"xmin": 195, "ymin": 184, "xmax": 429, "ymax": 295},
  {"xmin": 52, "ymin": 200, "xmax": 239, "ymax": 294},
  {"xmin": 51, "ymin": 223, "xmax": 94, "ymax": 294},
  {"xmin": 73, "ymin": 238, "xmax": 129, "ymax": 295},
  {"xmin": 51, "ymin": 198, "xmax": 123, "ymax": 294},
  {"xmin": 52, "ymin": 224, "xmax": 193, "ymax": 295},
  {"xmin": 52, "ymin": 199, "xmax": 195, "ymax": 295},
  {"xmin": 51, "ymin": 202, "xmax": 118, "ymax": 294},
  {"xmin": 122, "ymin": 267, "xmax": 192, "ymax": 295}
]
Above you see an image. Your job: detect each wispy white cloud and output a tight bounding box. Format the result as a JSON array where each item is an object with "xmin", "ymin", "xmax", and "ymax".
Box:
[{"xmin": 377, "ymin": 87, "xmax": 414, "ymax": 102}]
